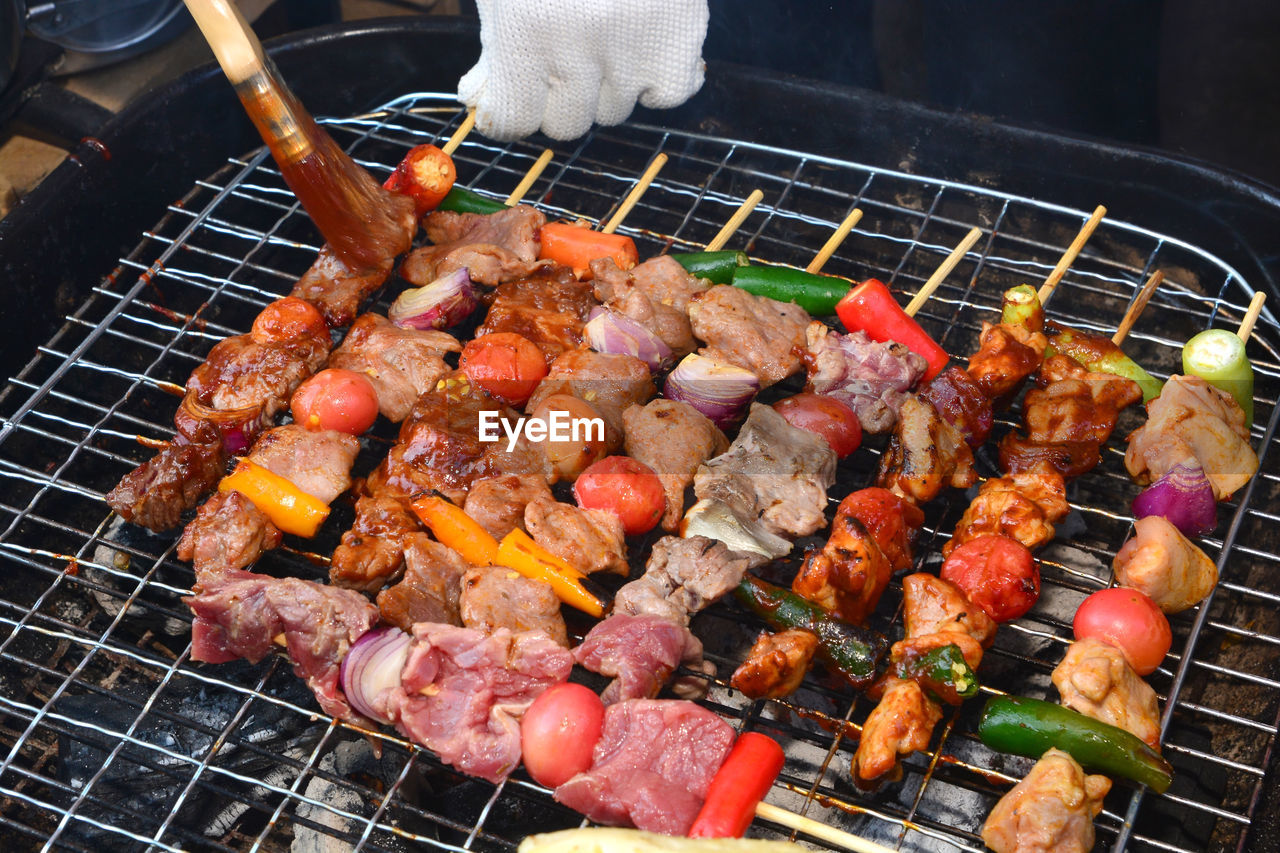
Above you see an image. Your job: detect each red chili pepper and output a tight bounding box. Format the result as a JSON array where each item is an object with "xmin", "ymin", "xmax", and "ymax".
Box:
[
  {"xmin": 835, "ymin": 278, "xmax": 949, "ymax": 381},
  {"xmin": 687, "ymin": 732, "xmax": 785, "ymax": 838},
  {"xmin": 383, "ymin": 144, "xmax": 457, "ymax": 215}
]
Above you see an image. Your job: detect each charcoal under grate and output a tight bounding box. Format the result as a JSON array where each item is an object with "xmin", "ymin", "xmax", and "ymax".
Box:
[{"xmin": 0, "ymin": 92, "xmax": 1278, "ymax": 853}]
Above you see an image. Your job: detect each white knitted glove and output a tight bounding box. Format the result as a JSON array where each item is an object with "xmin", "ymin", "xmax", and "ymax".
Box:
[{"xmin": 458, "ymin": 0, "xmax": 710, "ymax": 141}]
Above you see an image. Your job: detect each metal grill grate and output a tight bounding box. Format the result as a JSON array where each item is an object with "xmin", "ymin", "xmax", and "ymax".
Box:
[{"xmin": 1, "ymin": 92, "xmax": 1278, "ymax": 853}]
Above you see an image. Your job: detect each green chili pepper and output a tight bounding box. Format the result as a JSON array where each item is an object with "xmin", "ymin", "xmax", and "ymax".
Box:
[
  {"xmin": 891, "ymin": 643, "xmax": 980, "ymax": 705},
  {"xmin": 731, "ymin": 265, "xmax": 852, "ymax": 315},
  {"xmin": 1000, "ymin": 284, "xmax": 1044, "ymax": 332},
  {"xmin": 1183, "ymin": 328, "xmax": 1254, "ymax": 425},
  {"xmin": 1045, "ymin": 322, "xmax": 1164, "ymax": 402},
  {"xmin": 671, "ymin": 250, "xmax": 749, "ymax": 284},
  {"xmin": 733, "ymin": 575, "xmax": 887, "ymax": 689},
  {"xmin": 978, "ymin": 695, "xmax": 1173, "ymax": 793},
  {"xmin": 436, "ymin": 186, "xmax": 507, "ymax": 215}
]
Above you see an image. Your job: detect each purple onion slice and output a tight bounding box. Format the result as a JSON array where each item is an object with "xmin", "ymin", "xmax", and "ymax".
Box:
[
  {"xmin": 339, "ymin": 626, "xmax": 412, "ymax": 725},
  {"xmin": 389, "ymin": 268, "xmax": 477, "ymax": 331},
  {"xmin": 1132, "ymin": 461, "xmax": 1217, "ymax": 538},
  {"xmin": 584, "ymin": 307, "xmax": 673, "ymax": 370},
  {"xmin": 663, "ymin": 353, "xmax": 759, "ymax": 429}
]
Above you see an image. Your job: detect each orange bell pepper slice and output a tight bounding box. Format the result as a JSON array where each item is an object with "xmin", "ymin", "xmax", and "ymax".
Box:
[
  {"xmin": 410, "ymin": 494, "xmax": 500, "ymax": 567},
  {"xmin": 497, "ymin": 530, "xmax": 604, "ymax": 617},
  {"xmin": 219, "ymin": 458, "xmax": 329, "ymax": 537}
]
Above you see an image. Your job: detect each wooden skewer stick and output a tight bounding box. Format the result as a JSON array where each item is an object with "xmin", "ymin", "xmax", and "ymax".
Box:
[
  {"xmin": 706, "ymin": 189, "xmax": 765, "ymax": 252},
  {"xmin": 903, "ymin": 226, "xmax": 984, "ymax": 318},
  {"xmin": 1038, "ymin": 204, "xmax": 1106, "ymax": 304},
  {"xmin": 1237, "ymin": 291, "xmax": 1267, "ymax": 342},
  {"xmin": 755, "ymin": 802, "xmax": 896, "ymax": 853},
  {"xmin": 807, "ymin": 207, "xmax": 865, "ymax": 274},
  {"xmin": 602, "ymin": 153, "xmax": 668, "ymax": 234},
  {"xmin": 1111, "ymin": 270, "xmax": 1164, "ymax": 345},
  {"xmin": 441, "ymin": 111, "xmax": 476, "ymax": 156},
  {"xmin": 505, "ymin": 149, "xmax": 555, "ymax": 206}
]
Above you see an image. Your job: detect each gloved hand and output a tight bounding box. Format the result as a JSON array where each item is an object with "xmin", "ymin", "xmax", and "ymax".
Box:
[{"xmin": 457, "ymin": 0, "xmax": 710, "ymax": 141}]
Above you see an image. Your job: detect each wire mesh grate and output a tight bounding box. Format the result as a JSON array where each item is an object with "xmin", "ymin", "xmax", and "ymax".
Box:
[{"xmin": 0, "ymin": 92, "xmax": 1278, "ymax": 852}]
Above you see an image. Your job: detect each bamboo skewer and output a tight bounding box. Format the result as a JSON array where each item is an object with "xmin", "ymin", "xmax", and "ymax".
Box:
[
  {"xmin": 1111, "ymin": 270, "xmax": 1164, "ymax": 345},
  {"xmin": 1037, "ymin": 204, "xmax": 1106, "ymax": 304},
  {"xmin": 441, "ymin": 111, "xmax": 476, "ymax": 156},
  {"xmin": 755, "ymin": 802, "xmax": 896, "ymax": 853},
  {"xmin": 807, "ymin": 207, "xmax": 865, "ymax": 274},
  {"xmin": 505, "ymin": 149, "xmax": 555, "ymax": 206},
  {"xmin": 1237, "ymin": 291, "xmax": 1267, "ymax": 342},
  {"xmin": 602, "ymin": 153, "xmax": 668, "ymax": 234},
  {"xmin": 903, "ymin": 226, "xmax": 984, "ymax": 318},
  {"xmin": 706, "ymin": 190, "xmax": 765, "ymax": 251}
]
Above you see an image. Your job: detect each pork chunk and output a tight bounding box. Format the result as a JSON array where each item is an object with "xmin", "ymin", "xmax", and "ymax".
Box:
[
  {"xmin": 460, "ymin": 566, "xmax": 569, "ymax": 648},
  {"xmin": 623, "ymin": 399, "xmax": 728, "ymax": 531},
  {"xmin": 689, "ymin": 285, "xmax": 809, "ymax": 387},
  {"xmin": 329, "ymin": 314, "xmax": 461, "ymax": 422}
]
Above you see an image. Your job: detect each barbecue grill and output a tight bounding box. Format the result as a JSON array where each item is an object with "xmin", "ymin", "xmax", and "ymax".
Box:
[{"xmin": 1, "ymin": 17, "xmax": 1279, "ymax": 853}]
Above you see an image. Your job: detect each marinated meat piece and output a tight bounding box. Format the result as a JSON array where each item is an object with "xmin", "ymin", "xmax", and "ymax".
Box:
[
  {"xmin": 525, "ymin": 497, "xmax": 629, "ymax": 577},
  {"xmin": 967, "ymin": 320, "xmax": 1048, "ymax": 401},
  {"xmin": 730, "ymin": 629, "xmax": 820, "ymax": 700},
  {"xmin": 1052, "ymin": 637, "xmax": 1162, "ymax": 748},
  {"xmin": 403, "ymin": 205, "xmax": 548, "ymax": 287},
  {"xmin": 1126, "ymin": 374, "xmax": 1258, "ymax": 500},
  {"xmin": 920, "ymin": 366, "xmax": 994, "ymax": 448},
  {"xmin": 463, "ymin": 474, "xmax": 554, "ymax": 540},
  {"xmin": 592, "ymin": 255, "xmax": 709, "ymax": 356},
  {"xmin": 526, "ymin": 349, "xmax": 655, "ymax": 451},
  {"xmin": 693, "ymin": 403, "xmax": 837, "ymax": 539},
  {"xmin": 689, "ymin": 285, "xmax": 809, "ymax": 387},
  {"xmin": 999, "ymin": 432, "xmax": 1102, "ymax": 480},
  {"xmin": 805, "ymin": 322, "xmax": 927, "ymax": 434},
  {"xmin": 477, "ymin": 266, "xmax": 598, "ymax": 363},
  {"xmin": 381, "ymin": 624, "xmax": 573, "ymax": 783},
  {"xmin": 106, "ymin": 437, "xmax": 226, "ymax": 531},
  {"xmin": 329, "ymin": 313, "xmax": 462, "ymax": 422},
  {"xmin": 834, "ymin": 488, "xmax": 925, "ymax": 573},
  {"xmin": 899, "ymin": 572, "xmax": 996, "ymax": 668},
  {"xmin": 247, "ymin": 425, "xmax": 359, "ymax": 505},
  {"xmin": 460, "ymin": 566, "xmax": 568, "ymax": 647},
  {"xmin": 623, "ymin": 399, "xmax": 728, "ymax": 531},
  {"xmin": 187, "ymin": 332, "xmax": 329, "ymax": 419},
  {"xmin": 614, "ymin": 535, "xmax": 758, "ymax": 624},
  {"xmin": 402, "ymin": 245, "xmax": 549, "ymax": 288},
  {"xmin": 575, "ymin": 613, "xmax": 706, "ymax": 703},
  {"xmin": 554, "ymin": 699, "xmax": 735, "ymax": 835},
  {"xmin": 1113, "ymin": 515, "xmax": 1218, "ymax": 613},
  {"xmin": 877, "ymin": 396, "xmax": 978, "ymax": 504},
  {"xmin": 330, "ymin": 495, "xmax": 422, "ymax": 591},
  {"xmin": 982, "ymin": 749, "xmax": 1111, "ymax": 853},
  {"xmin": 376, "ymin": 536, "xmax": 468, "ymax": 631},
  {"xmin": 792, "ymin": 514, "xmax": 892, "ymax": 625},
  {"xmin": 290, "ymin": 245, "xmax": 398, "ymax": 328},
  {"xmin": 1024, "ymin": 355, "xmax": 1142, "ymax": 445},
  {"xmin": 851, "ymin": 678, "xmax": 943, "ymax": 786},
  {"xmin": 185, "ymin": 573, "xmax": 378, "ymax": 723},
  {"xmin": 424, "ymin": 205, "xmax": 545, "ymax": 256},
  {"xmin": 177, "ymin": 490, "xmax": 281, "ymax": 586},
  {"xmin": 945, "ymin": 461, "xmax": 1069, "ymax": 556}
]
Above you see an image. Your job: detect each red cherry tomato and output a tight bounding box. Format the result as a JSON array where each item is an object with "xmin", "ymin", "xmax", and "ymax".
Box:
[
  {"xmin": 290, "ymin": 368, "xmax": 380, "ymax": 435},
  {"xmin": 940, "ymin": 535, "xmax": 1039, "ymax": 622},
  {"xmin": 459, "ymin": 332, "xmax": 548, "ymax": 406},
  {"xmin": 382, "ymin": 144, "xmax": 457, "ymax": 215},
  {"xmin": 251, "ymin": 296, "xmax": 328, "ymax": 343},
  {"xmin": 520, "ymin": 682, "xmax": 605, "ymax": 788},
  {"xmin": 1074, "ymin": 587, "xmax": 1172, "ymax": 676},
  {"xmin": 574, "ymin": 455, "xmax": 666, "ymax": 536},
  {"xmin": 771, "ymin": 393, "xmax": 862, "ymax": 458}
]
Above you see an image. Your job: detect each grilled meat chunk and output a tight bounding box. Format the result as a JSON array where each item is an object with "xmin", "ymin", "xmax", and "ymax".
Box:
[
  {"xmin": 402, "ymin": 205, "xmax": 548, "ymax": 286},
  {"xmin": 329, "ymin": 313, "xmax": 462, "ymax": 422},
  {"xmin": 897, "ymin": 573, "xmax": 996, "ymax": 669},
  {"xmin": 575, "ymin": 613, "xmax": 707, "ymax": 704},
  {"xmin": 730, "ymin": 629, "xmax": 820, "ymax": 700},
  {"xmin": 247, "ymin": 425, "xmax": 359, "ymax": 505},
  {"xmin": 851, "ymin": 678, "xmax": 943, "ymax": 786},
  {"xmin": 693, "ymin": 403, "xmax": 837, "ymax": 540},
  {"xmin": 526, "ymin": 349, "xmax": 655, "ymax": 451},
  {"xmin": 290, "ymin": 245, "xmax": 399, "ymax": 328},
  {"xmin": 945, "ymin": 461, "xmax": 1069, "ymax": 556},
  {"xmin": 1126, "ymin": 374, "xmax": 1258, "ymax": 500},
  {"xmin": 107, "ymin": 435, "xmax": 226, "ymax": 531},
  {"xmin": 999, "ymin": 432, "xmax": 1101, "ymax": 480},
  {"xmin": 833, "ymin": 488, "xmax": 925, "ymax": 573},
  {"xmin": 376, "ymin": 537, "xmax": 468, "ymax": 631},
  {"xmin": 330, "ymin": 495, "xmax": 423, "ymax": 591},
  {"xmin": 689, "ymin": 285, "xmax": 809, "ymax": 387},
  {"xmin": 463, "ymin": 474, "xmax": 554, "ymax": 540},
  {"xmin": 1113, "ymin": 515, "xmax": 1218, "ymax": 614},
  {"xmin": 460, "ymin": 566, "xmax": 568, "ymax": 648},
  {"xmin": 1024, "ymin": 354, "xmax": 1142, "ymax": 445},
  {"xmin": 967, "ymin": 320, "xmax": 1048, "ymax": 401},
  {"xmin": 614, "ymin": 535, "xmax": 759, "ymax": 625},
  {"xmin": 177, "ymin": 490, "xmax": 281, "ymax": 586},
  {"xmin": 876, "ymin": 396, "xmax": 978, "ymax": 504},
  {"xmin": 187, "ymin": 331, "xmax": 330, "ymax": 420},
  {"xmin": 525, "ymin": 497, "xmax": 630, "ymax": 577},
  {"xmin": 553, "ymin": 699, "xmax": 735, "ymax": 836},
  {"xmin": 982, "ymin": 749, "xmax": 1111, "ymax": 853},
  {"xmin": 805, "ymin": 322, "xmax": 927, "ymax": 434},
  {"xmin": 592, "ymin": 255, "xmax": 708, "ymax": 357},
  {"xmin": 920, "ymin": 366, "xmax": 994, "ymax": 448},
  {"xmin": 1052, "ymin": 637, "xmax": 1162, "ymax": 748},
  {"xmin": 477, "ymin": 266, "xmax": 598, "ymax": 363},
  {"xmin": 792, "ymin": 514, "xmax": 892, "ymax": 626},
  {"xmin": 623, "ymin": 399, "xmax": 728, "ymax": 531}
]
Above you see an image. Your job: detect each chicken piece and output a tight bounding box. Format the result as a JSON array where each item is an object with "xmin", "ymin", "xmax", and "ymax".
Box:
[
  {"xmin": 792, "ymin": 515, "xmax": 892, "ymax": 625},
  {"xmin": 290, "ymin": 245, "xmax": 399, "ymax": 329},
  {"xmin": 945, "ymin": 461, "xmax": 1069, "ymax": 556},
  {"xmin": 966, "ymin": 320, "xmax": 1048, "ymax": 400},
  {"xmin": 526, "ymin": 349, "xmax": 655, "ymax": 451},
  {"xmin": 476, "ymin": 265, "xmax": 598, "ymax": 363},
  {"xmin": 1052, "ymin": 637, "xmax": 1162, "ymax": 748},
  {"xmin": 999, "ymin": 432, "xmax": 1102, "ymax": 480},
  {"xmin": 982, "ymin": 748, "xmax": 1111, "ymax": 853},
  {"xmin": 851, "ymin": 678, "xmax": 943, "ymax": 785},
  {"xmin": 804, "ymin": 322, "xmax": 927, "ymax": 434},
  {"xmin": 330, "ymin": 495, "xmax": 421, "ymax": 592},
  {"xmin": 614, "ymin": 535, "xmax": 760, "ymax": 624},
  {"xmin": 899, "ymin": 572, "xmax": 997, "ymax": 669},
  {"xmin": 1113, "ymin": 515, "xmax": 1218, "ymax": 614},
  {"xmin": 328, "ymin": 314, "xmax": 462, "ymax": 422},
  {"xmin": 623, "ymin": 399, "xmax": 728, "ymax": 531},
  {"xmin": 730, "ymin": 629, "xmax": 820, "ymax": 700},
  {"xmin": 463, "ymin": 474, "xmax": 554, "ymax": 540},
  {"xmin": 834, "ymin": 488, "xmax": 925, "ymax": 573},
  {"xmin": 177, "ymin": 490, "xmax": 281, "ymax": 587},
  {"xmin": 876, "ymin": 396, "xmax": 978, "ymax": 504},
  {"xmin": 688, "ymin": 285, "xmax": 810, "ymax": 387},
  {"xmin": 592, "ymin": 255, "xmax": 709, "ymax": 357},
  {"xmin": 247, "ymin": 425, "xmax": 359, "ymax": 505},
  {"xmin": 402, "ymin": 205, "xmax": 548, "ymax": 286},
  {"xmin": 525, "ymin": 497, "xmax": 629, "ymax": 576},
  {"xmin": 1024, "ymin": 355, "xmax": 1142, "ymax": 445},
  {"xmin": 1126, "ymin": 374, "xmax": 1258, "ymax": 500},
  {"xmin": 376, "ymin": 536, "xmax": 469, "ymax": 632},
  {"xmin": 693, "ymin": 403, "xmax": 837, "ymax": 539},
  {"xmin": 459, "ymin": 566, "xmax": 569, "ymax": 648}
]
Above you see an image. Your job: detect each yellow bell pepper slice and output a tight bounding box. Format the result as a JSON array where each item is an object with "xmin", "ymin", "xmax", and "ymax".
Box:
[{"xmin": 219, "ymin": 458, "xmax": 329, "ymax": 537}]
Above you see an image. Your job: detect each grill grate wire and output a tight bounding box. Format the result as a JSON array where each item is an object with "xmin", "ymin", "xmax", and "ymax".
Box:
[{"xmin": 0, "ymin": 92, "xmax": 1277, "ymax": 852}]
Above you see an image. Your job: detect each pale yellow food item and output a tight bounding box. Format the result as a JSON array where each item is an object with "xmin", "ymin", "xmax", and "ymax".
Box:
[{"xmin": 519, "ymin": 829, "xmax": 803, "ymax": 853}]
